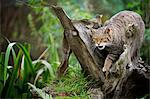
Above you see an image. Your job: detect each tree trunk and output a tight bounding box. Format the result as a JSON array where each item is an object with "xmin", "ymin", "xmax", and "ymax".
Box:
[{"xmin": 52, "ymin": 6, "xmax": 150, "ymax": 98}]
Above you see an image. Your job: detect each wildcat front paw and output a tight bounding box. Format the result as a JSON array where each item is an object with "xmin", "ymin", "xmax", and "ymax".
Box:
[
  {"xmin": 102, "ymin": 67, "xmax": 109, "ymax": 79},
  {"xmin": 102, "ymin": 67, "xmax": 107, "ymax": 72}
]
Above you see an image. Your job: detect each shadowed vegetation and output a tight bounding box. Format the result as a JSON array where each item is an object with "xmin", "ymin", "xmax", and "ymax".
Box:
[{"xmin": 0, "ymin": 0, "xmax": 149, "ymax": 98}]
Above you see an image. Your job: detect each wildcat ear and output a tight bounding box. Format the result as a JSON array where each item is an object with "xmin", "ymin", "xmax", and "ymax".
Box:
[{"xmin": 96, "ymin": 14, "xmax": 103, "ymax": 27}]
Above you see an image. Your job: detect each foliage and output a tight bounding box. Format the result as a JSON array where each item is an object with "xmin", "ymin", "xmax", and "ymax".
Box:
[
  {"xmin": 144, "ymin": 29, "xmax": 150, "ymax": 40},
  {"xmin": 56, "ymin": 65, "xmax": 90, "ymax": 98},
  {"xmin": 126, "ymin": 0, "xmax": 143, "ymax": 15},
  {"xmin": 46, "ymin": 64, "xmax": 90, "ymax": 98},
  {"xmin": 140, "ymin": 29, "xmax": 150, "ymax": 65},
  {"xmin": 58, "ymin": 0, "xmax": 93, "ymax": 19},
  {"xmin": 0, "ymin": 42, "xmax": 90, "ymax": 98},
  {"xmin": 0, "ymin": 42, "xmax": 55, "ymax": 98}
]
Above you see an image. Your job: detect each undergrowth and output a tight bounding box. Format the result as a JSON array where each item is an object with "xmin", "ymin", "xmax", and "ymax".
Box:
[{"xmin": 0, "ymin": 42, "xmax": 90, "ymax": 98}]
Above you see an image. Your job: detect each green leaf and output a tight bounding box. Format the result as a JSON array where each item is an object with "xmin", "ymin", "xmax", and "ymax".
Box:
[
  {"xmin": 34, "ymin": 68, "xmax": 44, "ymax": 85},
  {"xmin": 6, "ymin": 48, "xmax": 22, "ymax": 97},
  {"xmin": 17, "ymin": 43, "xmax": 35, "ymax": 75},
  {"xmin": 4, "ymin": 42, "xmax": 16, "ymax": 84}
]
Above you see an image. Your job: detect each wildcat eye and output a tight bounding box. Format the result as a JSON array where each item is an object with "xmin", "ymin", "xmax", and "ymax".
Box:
[
  {"xmin": 106, "ymin": 31, "xmax": 109, "ymax": 34},
  {"xmin": 92, "ymin": 23, "xmax": 99, "ymax": 29}
]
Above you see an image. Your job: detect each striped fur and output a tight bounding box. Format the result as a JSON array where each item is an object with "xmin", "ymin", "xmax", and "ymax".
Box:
[{"xmin": 92, "ymin": 11, "xmax": 145, "ymax": 73}]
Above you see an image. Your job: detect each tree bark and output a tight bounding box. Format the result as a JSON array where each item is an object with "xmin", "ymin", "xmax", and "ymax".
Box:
[{"xmin": 52, "ymin": 6, "xmax": 150, "ymax": 98}]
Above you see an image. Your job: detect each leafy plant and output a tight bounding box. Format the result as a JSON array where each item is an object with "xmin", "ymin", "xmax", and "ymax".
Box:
[{"xmin": 0, "ymin": 42, "xmax": 55, "ymax": 98}]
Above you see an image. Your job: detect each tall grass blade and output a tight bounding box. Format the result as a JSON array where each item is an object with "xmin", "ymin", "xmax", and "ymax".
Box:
[
  {"xmin": 17, "ymin": 43, "xmax": 35, "ymax": 74},
  {"xmin": 34, "ymin": 68, "xmax": 44, "ymax": 85},
  {"xmin": 38, "ymin": 47, "xmax": 49, "ymax": 60},
  {"xmin": 6, "ymin": 49, "xmax": 22, "ymax": 97},
  {"xmin": 4, "ymin": 42, "xmax": 16, "ymax": 85}
]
